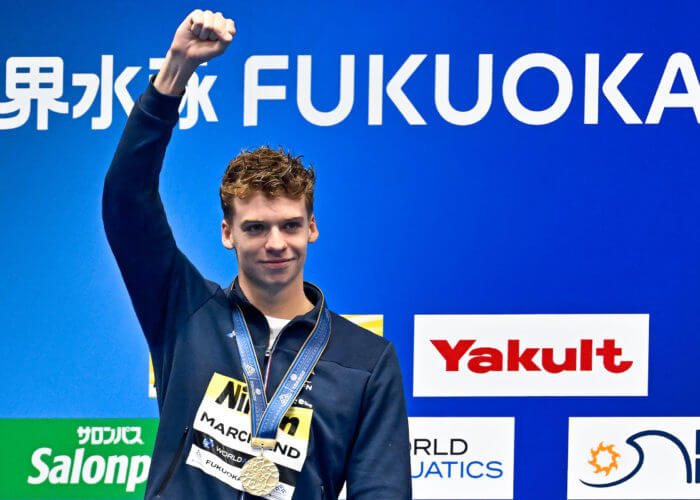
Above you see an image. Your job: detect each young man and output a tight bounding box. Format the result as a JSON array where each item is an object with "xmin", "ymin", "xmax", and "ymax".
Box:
[{"xmin": 102, "ymin": 9, "xmax": 411, "ymax": 500}]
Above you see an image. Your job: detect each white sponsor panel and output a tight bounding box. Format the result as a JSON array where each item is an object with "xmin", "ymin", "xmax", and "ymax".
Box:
[
  {"xmin": 413, "ymin": 314, "xmax": 648, "ymax": 397},
  {"xmin": 340, "ymin": 417, "xmax": 514, "ymax": 499},
  {"xmin": 410, "ymin": 417, "xmax": 514, "ymax": 499},
  {"xmin": 568, "ymin": 417, "xmax": 700, "ymax": 499}
]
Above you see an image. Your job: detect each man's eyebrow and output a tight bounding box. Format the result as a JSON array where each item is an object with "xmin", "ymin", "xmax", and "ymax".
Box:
[{"xmin": 240, "ymin": 216, "xmax": 305, "ymax": 224}]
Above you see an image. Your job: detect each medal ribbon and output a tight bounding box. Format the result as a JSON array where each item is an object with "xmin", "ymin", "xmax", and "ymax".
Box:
[{"xmin": 231, "ymin": 299, "xmax": 331, "ymax": 444}]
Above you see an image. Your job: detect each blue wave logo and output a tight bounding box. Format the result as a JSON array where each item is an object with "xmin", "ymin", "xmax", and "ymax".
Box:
[{"xmin": 581, "ymin": 429, "xmax": 697, "ymax": 488}]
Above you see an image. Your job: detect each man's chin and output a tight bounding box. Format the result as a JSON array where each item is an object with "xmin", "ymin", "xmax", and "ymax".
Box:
[
  {"xmin": 253, "ymin": 270, "xmax": 298, "ymax": 289},
  {"xmin": 240, "ymin": 263, "xmax": 303, "ymax": 292}
]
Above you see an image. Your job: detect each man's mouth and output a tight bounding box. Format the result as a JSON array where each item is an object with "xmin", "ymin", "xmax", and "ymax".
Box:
[{"xmin": 260, "ymin": 258, "xmax": 294, "ymax": 268}]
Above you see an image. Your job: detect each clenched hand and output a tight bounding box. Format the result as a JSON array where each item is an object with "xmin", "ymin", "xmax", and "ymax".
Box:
[{"xmin": 154, "ymin": 9, "xmax": 236, "ymax": 96}]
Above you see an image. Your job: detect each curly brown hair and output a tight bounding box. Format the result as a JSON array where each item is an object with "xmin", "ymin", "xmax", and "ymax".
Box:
[{"xmin": 219, "ymin": 146, "xmax": 316, "ymax": 223}]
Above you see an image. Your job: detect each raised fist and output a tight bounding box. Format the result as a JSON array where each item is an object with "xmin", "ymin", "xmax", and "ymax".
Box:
[{"xmin": 169, "ymin": 9, "xmax": 236, "ymax": 66}]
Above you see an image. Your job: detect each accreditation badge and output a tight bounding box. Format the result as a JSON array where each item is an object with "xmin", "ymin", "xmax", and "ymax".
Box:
[{"xmin": 184, "ymin": 372, "xmax": 313, "ymax": 500}]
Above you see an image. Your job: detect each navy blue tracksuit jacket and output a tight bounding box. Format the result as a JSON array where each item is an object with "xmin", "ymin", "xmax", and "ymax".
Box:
[{"xmin": 102, "ymin": 76, "xmax": 411, "ymax": 499}]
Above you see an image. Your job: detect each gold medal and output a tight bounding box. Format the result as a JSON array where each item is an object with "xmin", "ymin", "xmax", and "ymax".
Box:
[{"xmin": 240, "ymin": 455, "xmax": 279, "ymax": 496}]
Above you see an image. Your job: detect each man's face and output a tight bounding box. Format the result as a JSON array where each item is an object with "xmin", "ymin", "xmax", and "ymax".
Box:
[{"xmin": 221, "ymin": 192, "xmax": 318, "ymax": 293}]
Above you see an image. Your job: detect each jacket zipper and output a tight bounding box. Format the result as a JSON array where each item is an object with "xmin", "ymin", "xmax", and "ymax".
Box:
[{"xmin": 155, "ymin": 426, "xmax": 189, "ymax": 497}]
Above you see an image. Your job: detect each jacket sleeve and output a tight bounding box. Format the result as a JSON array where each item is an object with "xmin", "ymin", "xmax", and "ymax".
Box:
[
  {"xmin": 345, "ymin": 342, "xmax": 412, "ymax": 499},
  {"xmin": 102, "ymin": 74, "xmax": 212, "ymax": 354}
]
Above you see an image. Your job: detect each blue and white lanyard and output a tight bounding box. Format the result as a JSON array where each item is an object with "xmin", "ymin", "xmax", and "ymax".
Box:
[{"xmin": 230, "ymin": 302, "xmax": 331, "ymax": 444}]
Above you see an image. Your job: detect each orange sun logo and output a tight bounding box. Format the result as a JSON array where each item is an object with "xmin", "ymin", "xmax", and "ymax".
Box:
[{"xmin": 588, "ymin": 442, "xmax": 621, "ymax": 476}]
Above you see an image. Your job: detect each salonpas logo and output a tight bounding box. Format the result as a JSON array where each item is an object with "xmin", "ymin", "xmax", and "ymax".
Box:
[{"xmin": 0, "ymin": 418, "xmax": 157, "ymax": 499}]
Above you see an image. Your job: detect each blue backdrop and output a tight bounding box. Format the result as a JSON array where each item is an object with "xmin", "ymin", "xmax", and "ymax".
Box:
[{"xmin": 2, "ymin": 1, "xmax": 699, "ymax": 498}]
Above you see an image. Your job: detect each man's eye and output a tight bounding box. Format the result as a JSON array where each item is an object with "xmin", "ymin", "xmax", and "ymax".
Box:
[
  {"xmin": 244, "ymin": 224, "xmax": 265, "ymax": 233},
  {"xmin": 284, "ymin": 222, "xmax": 301, "ymax": 231}
]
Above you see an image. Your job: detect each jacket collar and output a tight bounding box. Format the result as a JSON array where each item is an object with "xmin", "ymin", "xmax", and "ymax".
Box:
[{"xmin": 225, "ymin": 277, "xmax": 324, "ymax": 348}]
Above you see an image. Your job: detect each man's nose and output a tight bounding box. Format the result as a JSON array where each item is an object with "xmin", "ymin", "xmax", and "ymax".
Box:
[{"xmin": 265, "ymin": 226, "xmax": 287, "ymax": 252}]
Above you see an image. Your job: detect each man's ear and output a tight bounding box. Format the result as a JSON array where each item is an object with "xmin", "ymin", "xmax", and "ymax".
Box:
[
  {"xmin": 222, "ymin": 219, "xmax": 235, "ymax": 249},
  {"xmin": 308, "ymin": 214, "xmax": 319, "ymax": 243}
]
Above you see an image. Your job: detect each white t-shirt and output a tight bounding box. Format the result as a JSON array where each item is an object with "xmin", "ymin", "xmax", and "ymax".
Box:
[{"xmin": 265, "ymin": 315, "xmax": 291, "ymax": 352}]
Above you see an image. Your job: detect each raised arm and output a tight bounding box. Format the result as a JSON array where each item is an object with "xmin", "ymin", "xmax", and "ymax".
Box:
[{"xmin": 102, "ymin": 10, "xmax": 236, "ymax": 350}]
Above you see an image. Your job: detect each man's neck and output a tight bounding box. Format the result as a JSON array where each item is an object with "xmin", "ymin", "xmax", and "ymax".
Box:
[{"xmin": 238, "ymin": 275, "xmax": 314, "ymax": 320}]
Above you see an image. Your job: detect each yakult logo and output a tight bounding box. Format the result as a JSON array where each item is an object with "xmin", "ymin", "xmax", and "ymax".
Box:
[
  {"xmin": 413, "ymin": 315, "xmax": 648, "ymax": 397},
  {"xmin": 431, "ymin": 338, "xmax": 632, "ymax": 374}
]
